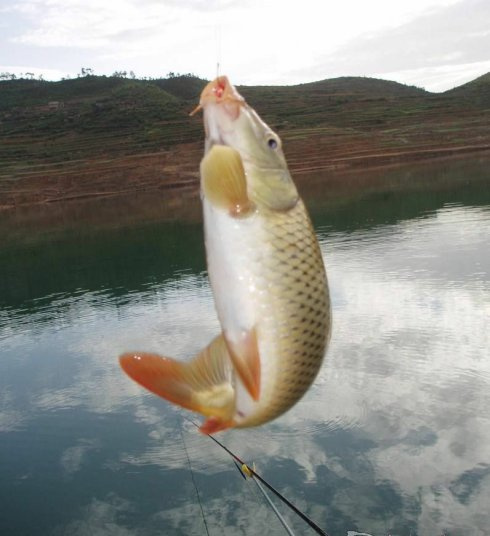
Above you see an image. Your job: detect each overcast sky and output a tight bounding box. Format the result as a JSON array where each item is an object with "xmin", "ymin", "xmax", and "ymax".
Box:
[{"xmin": 1, "ymin": 0, "xmax": 489, "ymax": 91}]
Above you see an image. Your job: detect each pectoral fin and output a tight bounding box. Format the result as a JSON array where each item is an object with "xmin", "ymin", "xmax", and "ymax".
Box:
[
  {"xmin": 225, "ymin": 327, "xmax": 261, "ymax": 401},
  {"xmin": 119, "ymin": 335, "xmax": 236, "ymax": 427},
  {"xmin": 200, "ymin": 145, "xmax": 254, "ymax": 217}
]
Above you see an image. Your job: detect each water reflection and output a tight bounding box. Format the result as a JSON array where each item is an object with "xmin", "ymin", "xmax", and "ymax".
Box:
[
  {"xmin": 317, "ymin": 198, "xmax": 490, "ymax": 535},
  {"xmin": 1, "ymin": 155, "xmax": 490, "ymax": 535}
]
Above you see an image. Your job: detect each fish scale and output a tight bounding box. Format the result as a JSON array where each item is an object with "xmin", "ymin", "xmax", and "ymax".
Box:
[{"xmin": 237, "ymin": 199, "xmax": 331, "ymax": 426}]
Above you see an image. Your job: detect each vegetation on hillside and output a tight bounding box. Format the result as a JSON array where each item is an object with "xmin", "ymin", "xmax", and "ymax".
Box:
[
  {"xmin": 443, "ymin": 72, "xmax": 490, "ymax": 105},
  {"xmin": 1, "ymin": 72, "xmax": 489, "ymax": 208}
]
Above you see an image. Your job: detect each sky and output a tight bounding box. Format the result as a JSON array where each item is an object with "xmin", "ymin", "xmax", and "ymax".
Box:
[{"xmin": 0, "ymin": 0, "xmax": 489, "ymax": 92}]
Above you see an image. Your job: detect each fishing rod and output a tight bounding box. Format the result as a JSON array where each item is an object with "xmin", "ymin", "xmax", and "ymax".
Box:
[
  {"xmin": 184, "ymin": 417, "xmax": 330, "ymax": 536},
  {"xmin": 232, "ymin": 459, "xmax": 296, "ymax": 535}
]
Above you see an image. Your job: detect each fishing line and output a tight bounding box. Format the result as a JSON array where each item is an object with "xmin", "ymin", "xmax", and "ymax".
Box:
[
  {"xmin": 252, "ymin": 477, "xmax": 296, "ymax": 536},
  {"xmin": 215, "ymin": 25, "xmax": 221, "ymax": 78},
  {"xmin": 179, "ymin": 426, "xmax": 211, "ymax": 536},
  {"xmin": 184, "ymin": 417, "xmax": 330, "ymax": 536}
]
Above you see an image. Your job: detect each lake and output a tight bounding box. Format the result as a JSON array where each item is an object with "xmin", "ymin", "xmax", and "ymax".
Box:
[{"xmin": 1, "ymin": 154, "xmax": 490, "ymax": 536}]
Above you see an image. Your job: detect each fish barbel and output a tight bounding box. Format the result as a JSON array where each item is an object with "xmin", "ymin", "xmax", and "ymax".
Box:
[{"xmin": 120, "ymin": 76, "xmax": 331, "ymax": 434}]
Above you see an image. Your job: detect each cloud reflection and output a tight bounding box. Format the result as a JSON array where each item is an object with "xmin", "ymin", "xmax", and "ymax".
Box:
[
  {"xmin": 53, "ymin": 493, "xmax": 135, "ymax": 536},
  {"xmin": 0, "ymin": 389, "xmax": 26, "ymax": 432},
  {"xmin": 60, "ymin": 439, "xmax": 99, "ymax": 475}
]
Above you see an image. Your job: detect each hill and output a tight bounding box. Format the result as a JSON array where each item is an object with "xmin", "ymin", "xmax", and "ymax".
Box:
[
  {"xmin": 443, "ymin": 72, "xmax": 490, "ymax": 104},
  {"xmin": 291, "ymin": 76, "xmax": 427, "ymax": 96},
  {"xmin": 0, "ymin": 73, "xmax": 489, "ymax": 208}
]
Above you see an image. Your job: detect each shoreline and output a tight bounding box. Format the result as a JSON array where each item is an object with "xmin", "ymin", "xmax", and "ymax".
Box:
[{"xmin": 1, "ymin": 142, "xmax": 490, "ymax": 212}]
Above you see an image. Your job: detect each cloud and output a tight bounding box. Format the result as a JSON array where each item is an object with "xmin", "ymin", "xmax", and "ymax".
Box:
[
  {"xmin": 11, "ymin": 0, "xmax": 172, "ymax": 49},
  {"xmin": 374, "ymin": 59, "xmax": 490, "ymax": 91},
  {"xmin": 7, "ymin": 0, "xmax": 249, "ymax": 51},
  {"xmin": 4, "ymin": 0, "xmax": 481, "ymax": 88},
  {"xmin": 288, "ymin": 0, "xmax": 490, "ymax": 90},
  {"xmin": 340, "ymin": 0, "xmax": 488, "ymax": 71}
]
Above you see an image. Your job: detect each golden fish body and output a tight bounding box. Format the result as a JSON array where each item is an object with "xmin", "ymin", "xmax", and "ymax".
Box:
[
  {"xmin": 204, "ymin": 193, "xmax": 329, "ymax": 428},
  {"xmin": 120, "ymin": 77, "xmax": 331, "ymax": 433}
]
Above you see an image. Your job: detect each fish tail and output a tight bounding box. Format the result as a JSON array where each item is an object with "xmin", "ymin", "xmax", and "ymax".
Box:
[{"xmin": 119, "ymin": 335, "xmax": 236, "ymax": 431}]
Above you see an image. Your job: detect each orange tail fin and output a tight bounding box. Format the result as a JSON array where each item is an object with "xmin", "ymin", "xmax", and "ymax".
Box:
[{"xmin": 119, "ymin": 335, "xmax": 236, "ymax": 432}]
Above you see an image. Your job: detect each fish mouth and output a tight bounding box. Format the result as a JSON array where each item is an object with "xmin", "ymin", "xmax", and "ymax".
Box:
[
  {"xmin": 191, "ymin": 76, "xmax": 245, "ymax": 152},
  {"xmin": 191, "ymin": 76, "xmax": 244, "ymax": 116}
]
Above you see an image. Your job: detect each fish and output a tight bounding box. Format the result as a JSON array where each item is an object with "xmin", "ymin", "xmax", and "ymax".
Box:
[{"xmin": 120, "ymin": 76, "xmax": 331, "ymax": 434}]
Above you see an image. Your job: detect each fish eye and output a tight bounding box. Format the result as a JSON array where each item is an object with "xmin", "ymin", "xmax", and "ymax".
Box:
[{"xmin": 267, "ymin": 138, "xmax": 278, "ymax": 150}]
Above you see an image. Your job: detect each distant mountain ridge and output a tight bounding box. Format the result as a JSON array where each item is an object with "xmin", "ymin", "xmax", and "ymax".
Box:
[
  {"xmin": 1, "ymin": 72, "xmax": 488, "ymax": 110},
  {"xmin": 1, "ymin": 72, "xmax": 489, "ymax": 208},
  {"xmin": 281, "ymin": 76, "xmax": 427, "ymax": 96}
]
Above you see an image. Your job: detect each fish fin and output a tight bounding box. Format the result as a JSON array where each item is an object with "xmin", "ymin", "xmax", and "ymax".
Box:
[
  {"xmin": 200, "ymin": 145, "xmax": 254, "ymax": 217},
  {"xmin": 199, "ymin": 416, "xmax": 234, "ymax": 435},
  {"xmin": 119, "ymin": 335, "xmax": 236, "ymax": 421},
  {"xmin": 226, "ymin": 327, "xmax": 261, "ymax": 401}
]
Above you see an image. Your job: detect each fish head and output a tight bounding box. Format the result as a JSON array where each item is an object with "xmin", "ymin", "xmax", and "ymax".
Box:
[{"xmin": 197, "ymin": 76, "xmax": 298, "ymax": 211}]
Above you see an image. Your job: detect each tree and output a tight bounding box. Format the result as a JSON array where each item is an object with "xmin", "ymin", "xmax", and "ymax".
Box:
[{"xmin": 79, "ymin": 67, "xmax": 94, "ymax": 77}]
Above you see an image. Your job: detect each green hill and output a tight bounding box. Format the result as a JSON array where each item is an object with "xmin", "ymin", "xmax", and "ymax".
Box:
[
  {"xmin": 0, "ymin": 72, "xmax": 489, "ymax": 208},
  {"xmin": 0, "ymin": 75, "xmax": 203, "ymax": 167},
  {"xmin": 443, "ymin": 72, "xmax": 490, "ymax": 105},
  {"xmin": 154, "ymin": 75, "xmax": 208, "ymax": 100},
  {"xmin": 291, "ymin": 76, "xmax": 427, "ymax": 96}
]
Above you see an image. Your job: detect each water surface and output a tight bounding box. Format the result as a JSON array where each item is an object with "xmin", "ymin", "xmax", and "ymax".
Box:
[{"xmin": 1, "ymin": 155, "xmax": 490, "ymax": 536}]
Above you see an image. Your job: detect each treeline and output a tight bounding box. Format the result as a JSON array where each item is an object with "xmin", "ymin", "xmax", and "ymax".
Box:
[
  {"xmin": 0, "ymin": 72, "xmax": 44, "ymax": 81},
  {"xmin": 0, "ymin": 68, "xmax": 199, "ymax": 83}
]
